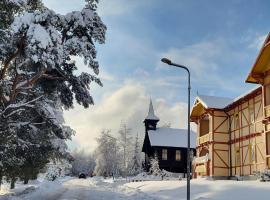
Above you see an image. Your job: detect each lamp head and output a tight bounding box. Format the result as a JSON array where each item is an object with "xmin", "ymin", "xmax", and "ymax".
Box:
[{"xmin": 161, "ymin": 58, "xmax": 172, "ymax": 65}]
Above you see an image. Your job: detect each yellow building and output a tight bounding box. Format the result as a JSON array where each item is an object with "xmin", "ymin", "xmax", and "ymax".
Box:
[{"xmin": 191, "ymin": 33, "xmax": 270, "ymax": 179}]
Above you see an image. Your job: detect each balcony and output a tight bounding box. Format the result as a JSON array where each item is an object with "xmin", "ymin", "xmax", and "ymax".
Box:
[
  {"xmin": 265, "ymin": 105, "xmax": 270, "ymax": 118},
  {"xmin": 197, "ymin": 133, "xmax": 210, "ymax": 145}
]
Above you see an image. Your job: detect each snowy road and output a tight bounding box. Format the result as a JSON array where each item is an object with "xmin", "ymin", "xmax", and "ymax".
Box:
[
  {"xmin": 3, "ymin": 178, "xmax": 155, "ymax": 200},
  {"xmin": 3, "ymin": 177, "xmax": 270, "ymax": 200}
]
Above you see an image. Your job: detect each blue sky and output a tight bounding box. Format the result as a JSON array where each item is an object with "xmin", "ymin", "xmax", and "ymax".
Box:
[{"xmin": 43, "ymin": 0, "xmax": 269, "ymax": 151}]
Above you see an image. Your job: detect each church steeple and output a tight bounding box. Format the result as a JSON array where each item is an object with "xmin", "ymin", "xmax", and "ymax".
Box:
[
  {"xmin": 144, "ymin": 99, "xmax": 159, "ymax": 131},
  {"xmin": 145, "ymin": 99, "xmax": 159, "ymax": 121}
]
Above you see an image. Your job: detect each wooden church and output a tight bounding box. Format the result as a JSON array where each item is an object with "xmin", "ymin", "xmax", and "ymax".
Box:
[
  {"xmin": 191, "ymin": 33, "xmax": 270, "ymax": 179},
  {"xmin": 142, "ymin": 100, "xmax": 196, "ymax": 174}
]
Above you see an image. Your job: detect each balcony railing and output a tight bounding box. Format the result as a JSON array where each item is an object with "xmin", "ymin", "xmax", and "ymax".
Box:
[
  {"xmin": 194, "ymin": 154, "xmax": 210, "ymax": 164},
  {"xmin": 197, "ymin": 133, "xmax": 210, "ymax": 145}
]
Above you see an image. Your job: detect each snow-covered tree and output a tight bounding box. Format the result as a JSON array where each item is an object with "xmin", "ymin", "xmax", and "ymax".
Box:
[
  {"xmin": 118, "ymin": 123, "xmax": 133, "ymax": 177},
  {"xmin": 0, "ymin": 0, "xmax": 106, "ymax": 188},
  {"xmin": 129, "ymin": 133, "xmax": 142, "ymax": 175},
  {"xmin": 71, "ymin": 149, "xmax": 96, "ymax": 176},
  {"xmin": 94, "ymin": 130, "xmax": 120, "ymax": 177},
  {"xmin": 149, "ymin": 153, "xmax": 161, "ymax": 176}
]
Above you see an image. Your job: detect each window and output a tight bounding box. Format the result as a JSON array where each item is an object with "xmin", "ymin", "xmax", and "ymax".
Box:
[
  {"xmin": 176, "ymin": 150, "xmax": 181, "ymax": 161},
  {"xmin": 249, "ymin": 144, "xmax": 256, "ymax": 163},
  {"xmin": 162, "ymin": 149, "xmax": 167, "ymax": 160},
  {"xmin": 235, "ymin": 147, "xmax": 241, "ymax": 166},
  {"xmin": 265, "ymin": 85, "xmax": 270, "ymax": 106},
  {"xmin": 249, "ymin": 106, "xmax": 254, "ymax": 123},
  {"xmin": 234, "ymin": 113, "xmax": 239, "ymax": 129},
  {"xmin": 200, "ymin": 119, "xmax": 209, "ymax": 137}
]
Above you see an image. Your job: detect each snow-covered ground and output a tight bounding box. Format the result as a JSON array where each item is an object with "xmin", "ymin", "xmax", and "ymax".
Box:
[{"xmin": 1, "ymin": 177, "xmax": 270, "ymax": 200}]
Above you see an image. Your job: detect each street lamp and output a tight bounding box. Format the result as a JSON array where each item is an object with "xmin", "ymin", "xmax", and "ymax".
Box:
[{"xmin": 161, "ymin": 58, "xmax": 191, "ymax": 200}]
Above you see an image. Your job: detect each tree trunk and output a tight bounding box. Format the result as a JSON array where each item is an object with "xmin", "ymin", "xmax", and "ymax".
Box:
[{"xmin": 10, "ymin": 178, "xmax": 16, "ymax": 189}]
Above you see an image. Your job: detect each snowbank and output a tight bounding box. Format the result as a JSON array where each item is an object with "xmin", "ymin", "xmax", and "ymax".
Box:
[
  {"xmin": 0, "ymin": 176, "xmax": 72, "ymax": 199},
  {"xmin": 125, "ymin": 178, "xmax": 270, "ymax": 200},
  {"xmin": 130, "ymin": 171, "xmax": 183, "ymax": 181}
]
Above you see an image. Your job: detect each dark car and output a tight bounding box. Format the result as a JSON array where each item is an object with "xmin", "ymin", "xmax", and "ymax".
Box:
[{"xmin": 79, "ymin": 173, "xmax": 87, "ymax": 179}]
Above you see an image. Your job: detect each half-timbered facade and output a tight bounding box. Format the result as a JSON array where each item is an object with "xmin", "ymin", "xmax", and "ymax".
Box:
[
  {"xmin": 191, "ymin": 33, "xmax": 270, "ymax": 178},
  {"xmin": 142, "ymin": 100, "xmax": 196, "ymax": 174}
]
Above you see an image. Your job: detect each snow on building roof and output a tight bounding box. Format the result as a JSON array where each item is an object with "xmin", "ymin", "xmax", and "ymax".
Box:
[
  {"xmin": 228, "ymin": 85, "xmax": 261, "ymax": 107},
  {"xmin": 196, "ymin": 86, "xmax": 261, "ymax": 110},
  {"xmin": 145, "ymin": 99, "xmax": 159, "ymax": 121},
  {"xmin": 197, "ymin": 95, "xmax": 233, "ymax": 109},
  {"xmin": 148, "ymin": 127, "xmax": 196, "ymax": 148}
]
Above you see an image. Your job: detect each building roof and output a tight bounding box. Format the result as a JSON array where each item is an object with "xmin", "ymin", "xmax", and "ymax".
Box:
[
  {"xmin": 148, "ymin": 127, "xmax": 196, "ymax": 148},
  {"xmin": 197, "ymin": 95, "xmax": 233, "ymax": 109},
  {"xmin": 145, "ymin": 99, "xmax": 159, "ymax": 121},
  {"xmin": 227, "ymin": 85, "xmax": 261, "ymax": 107},
  {"xmin": 246, "ymin": 33, "xmax": 270, "ymax": 84},
  {"xmin": 191, "ymin": 86, "xmax": 261, "ymax": 119}
]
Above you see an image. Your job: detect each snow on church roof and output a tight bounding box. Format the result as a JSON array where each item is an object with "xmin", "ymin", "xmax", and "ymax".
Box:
[
  {"xmin": 145, "ymin": 99, "xmax": 159, "ymax": 120},
  {"xmin": 148, "ymin": 128, "xmax": 196, "ymax": 148}
]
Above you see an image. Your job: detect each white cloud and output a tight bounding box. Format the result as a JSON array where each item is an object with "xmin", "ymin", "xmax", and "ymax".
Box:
[
  {"xmin": 158, "ymin": 41, "xmax": 221, "ymax": 77},
  {"xmin": 43, "ymin": 0, "xmax": 85, "ymax": 14},
  {"xmin": 98, "ymin": 0, "xmax": 146, "ymax": 17},
  {"xmin": 157, "ymin": 39, "xmax": 247, "ymax": 94},
  {"xmin": 64, "ymin": 82, "xmax": 190, "ymax": 152},
  {"xmin": 249, "ymin": 34, "xmax": 267, "ymax": 50}
]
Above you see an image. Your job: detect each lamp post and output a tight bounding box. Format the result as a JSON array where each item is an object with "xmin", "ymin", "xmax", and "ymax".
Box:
[{"xmin": 161, "ymin": 58, "xmax": 191, "ymax": 200}]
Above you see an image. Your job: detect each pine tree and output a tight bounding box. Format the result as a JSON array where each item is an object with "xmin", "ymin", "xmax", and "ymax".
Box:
[
  {"xmin": 130, "ymin": 133, "xmax": 141, "ymax": 175},
  {"xmin": 149, "ymin": 153, "xmax": 161, "ymax": 176},
  {"xmin": 0, "ymin": 0, "xmax": 106, "ymax": 188}
]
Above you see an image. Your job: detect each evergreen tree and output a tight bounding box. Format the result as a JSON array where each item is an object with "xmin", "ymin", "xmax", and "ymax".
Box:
[
  {"xmin": 129, "ymin": 133, "xmax": 142, "ymax": 175},
  {"xmin": 0, "ymin": 0, "xmax": 106, "ymax": 188},
  {"xmin": 149, "ymin": 153, "xmax": 161, "ymax": 176}
]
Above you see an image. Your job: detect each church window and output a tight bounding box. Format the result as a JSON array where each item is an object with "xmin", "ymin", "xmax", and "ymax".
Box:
[
  {"xmin": 176, "ymin": 150, "xmax": 181, "ymax": 161},
  {"xmin": 162, "ymin": 149, "xmax": 167, "ymax": 160}
]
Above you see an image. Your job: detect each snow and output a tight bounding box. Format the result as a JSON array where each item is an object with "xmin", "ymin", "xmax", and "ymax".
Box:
[
  {"xmin": 2, "ymin": 177, "xmax": 270, "ymax": 200},
  {"xmin": 229, "ymin": 85, "xmax": 261, "ymax": 107},
  {"xmin": 148, "ymin": 128, "xmax": 196, "ymax": 148},
  {"xmin": 196, "ymin": 86, "xmax": 261, "ymax": 110},
  {"xmin": 28, "ymin": 24, "xmax": 52, "ymax": 50},
  {"xmin": 128, "ymin": 178, "xmax": 270, "ymax": 200},
  {"xmin": 7, "ymin": 0, "xmax": 26, "ymax": 6},
  {"xmin": 145, "ymin": 100, "xmax": 159, "ymax": 121},
  {"xmin": 197, "ymin": 95, "xmax": 233, "ymax": 109}
]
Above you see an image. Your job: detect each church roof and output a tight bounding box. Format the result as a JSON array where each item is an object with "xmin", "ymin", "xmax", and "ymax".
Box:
[
  {"xmin": 148, "ymin": 127, "xmax": 196, "ymax": 148},
  {"xmin": 145, "ymin": 99, "xmax": 159, "ymax": 121}
]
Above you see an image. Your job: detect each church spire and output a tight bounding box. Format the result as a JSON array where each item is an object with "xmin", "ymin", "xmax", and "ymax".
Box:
[{"xmin": 145, "ymin": 99, "xmax": 159, "ymax": 121}]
